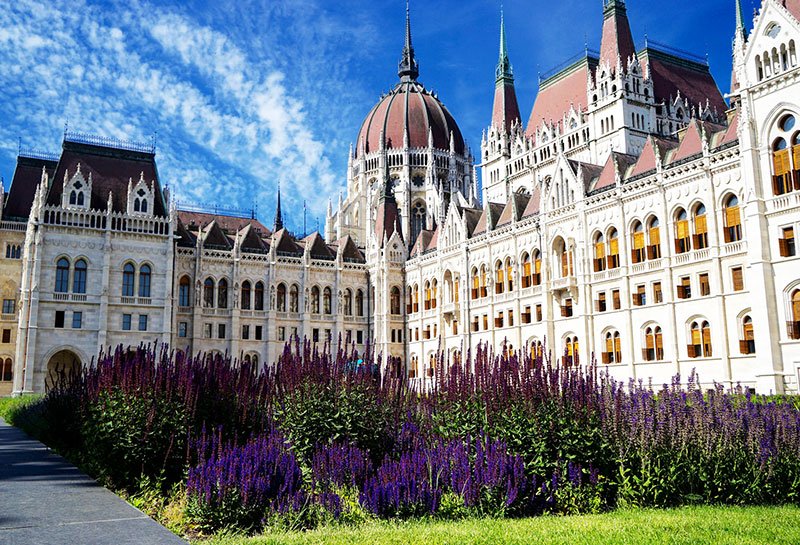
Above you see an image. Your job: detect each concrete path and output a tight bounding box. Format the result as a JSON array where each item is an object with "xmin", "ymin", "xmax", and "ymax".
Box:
[{"xmin": 0, "ymin": 419, "xmax": 187, "ymax": 544}]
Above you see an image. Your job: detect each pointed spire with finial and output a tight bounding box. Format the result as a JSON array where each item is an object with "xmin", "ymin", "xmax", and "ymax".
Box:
[
  {"xmin": 735, "ymin": 0, "xmax": 745, "ymax": 35},
  {"xmin": 491, "ymin": 6, "xmax": 521, "ymax": 133},
  {"xmin": 274, "ymin": 183, "xmax": 284, "ymax": 232},
  {"xmin": 496, "ymin": 7, "xmax": 513, "ymax": 84},
  {"xmin": 398, "ymin": 0, "xmax": 419, "ymax": 81}
]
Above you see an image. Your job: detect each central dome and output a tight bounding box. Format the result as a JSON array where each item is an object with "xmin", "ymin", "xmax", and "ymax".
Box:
[{"xmin": 356, "ymin": 81, "xmax": 465, "ymax": 158}]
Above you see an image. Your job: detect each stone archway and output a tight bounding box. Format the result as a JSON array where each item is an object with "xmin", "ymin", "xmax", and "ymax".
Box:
[{"xmin": 45, "ymin": 349, "xmax": 82, "ymax": 391}]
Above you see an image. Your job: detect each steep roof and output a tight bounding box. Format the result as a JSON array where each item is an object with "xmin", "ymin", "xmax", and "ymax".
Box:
[
  {"xmin": 713, "ymin": 111, "xmax": 739, "ymax": 148},
  {"xmin": 669, "ymin": 119, "xmax": 724, "ymax": 163},
  {"xmin": 202, "ymin": 221, "xmax": 232, "ymax": 250},
  {"xmin": 471, "ymin": 202, "xmax": 505, "ymax": 236},
  {"xmin": 303, "ymin": 232, "xmax": 336, "ymax": 260},
  {"xmin": 239, "ymin": 224, "xmax": 270, "ymax": 253},
  {"xmin": 410, "ymin": 229, "xmax": 434, "ymax": 256},
  {"xmin": 599, "ymin": 0, "xmax": 636, "ymax": 67},
  {"xmin": 272, "ymin": 228, "xmax": 303, "ymax": 255},
  {"xmin": 521, "ymin": 186, "xmax": 542, "ymax": 218},
  {"xmin": 628, "ymin": 136, "xmax": 678, "ymax": 178},
  {"xmin": 496, "ymin": 192, "xmax": 530, "ymax": 227},
  {"xmin": 4, "ymin": 154, "xmax": 57, "ymax": 221},
  {"xmin": 335, "ymin": 235, "xmax": 366, "ymax": 263},
  {"xmin": 45, "ymin": 139, "xmax": 167, "ymax": 216},
  {"xmin": 526, "ymin": 56, "xmax": 597, "ymax": 136},
  {"xmin": 568, "ymin": 160, "xmax": 605, "ymax": 193},
  {"xmin": 177, "ymin": 210, "xmax": 270, "ymax": 236},
  {"xmin": 461, "ymin": 207, "xmax": 483, "ymax": 236}
]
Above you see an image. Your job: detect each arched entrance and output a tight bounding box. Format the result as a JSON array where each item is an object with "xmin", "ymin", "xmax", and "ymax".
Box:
[{"xmin": 45, "ymin": 349, "xmax": 82, "ymax": 391}]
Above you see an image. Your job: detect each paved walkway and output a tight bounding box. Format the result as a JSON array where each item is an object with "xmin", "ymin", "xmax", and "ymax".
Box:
[{"xmin": 0, "ymin": 419, "xmax": 187, "ymax": 544}]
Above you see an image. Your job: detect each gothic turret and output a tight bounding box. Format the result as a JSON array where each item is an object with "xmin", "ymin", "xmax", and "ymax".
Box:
[
  {"xmin": 491, "ymin": 10, "xmax": 521, "ymax": 133},
  {"xmin": 599, "ymin": 0, "xmax": 636, "ymax": 67}
]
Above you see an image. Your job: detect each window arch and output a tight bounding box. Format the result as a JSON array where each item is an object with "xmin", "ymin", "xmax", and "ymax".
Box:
[
  {"xmin": 692, "ymin": 204, "xmax": 708, "ymax": 249},
  {"xmin": 241, "ymin": 280, "xmax": 251, "ymax": 310},
  {"xmin": 771, "ymin": 112, "xmax": 799, "ymax": 195},
  {"xmin": 593, "ymin": 232, "xmax": 606, "ymax": 272},
  {"xmin": 602, "ymin": 331, "xmax": 622, "ymax": 364},
  {"xmin": 688, "ymin": 320, "xmax": 712, "ymax": 358},
  {"xmin": 276, "ymin": 283, "xmax": 287, "ymax": 312},
  {"xmin": 254, "ymin": 281, "xmax": 264, "ymax": 311},
  {"xmin": 631, "ymin": 221, "xmax": 645, "ymax": 264},
  {"xmin": 411, "ymin": 201, "xmax": 426, "ymax": 245},
  {"xmin": 607, "ymin": 228, "xmax": 620, "ymax": 268},
  {"xmin": 290, "ymin": 284, "xmax": 299, "ymax": 313},
  {"xmin": 430, "ymin": 279, "xmax": 438, "ymax": 309},
  {"xmin": 471, "ymin": 268, "xmax": 480, "ymax": 299},
  {"xmin": 674, "ymin": 208, "xmax": 690, "ymax": 254},
  {"xmin": 179, "ymin": 276, "xmax": 192, "ymax": 307},
  {"xmin": 122, "ymin": 263, "xmax": 136, "ymax": 297},
  {"xmin": 647, "ymin": 217, "xmax": 661, "ymax": 259},
  {"xmin": 505, "ymin": 258, "xmax": 514, "ymax": 292},
  {"xmin": 217, "ymin": 279, "xmax": 228, "ymax": 309},
  {"xmin": 344, "ymin": 288, "xmax": 353, "ymax": 316},
  {"xmin": 480, "ymin": 265, "xmax": 489, "ymax": 297},
  {"xmin": 323, "ymin": 287, "xmax": 332, "ymax": 314},
  {"xmin": 72, "ymin": 259, "xmax": 87, "ymax": 294},
  {"xmin": 203, "ymin": 278, "xmax": 215, "ymax": 308},
  {"xmin": 643, "ymin": 325, "xmax": 664, "ymax": 361},
  {"xmin": 532, "ymin": 250, "xmax": 542, "ymax": 285},
  {"xmin": 723, "ymin": 194, "xmax": 742, "ymax": 242},
  {"xmin": 356, "ymin": 289, "xmax": 364, "ymax": 317},
  {"xmin": 1, "ymin": 357, "xmax": 12, "ymax": 382},
  {"xmin": 563, "ymin": 336, "xmax": 579, "ymax": 366},
  {"xmin": 138, "ymin": 264, "xmax": 151, "ymax": 298},
  {"xmin": 787, "ymin": 289, "xmax": 800, "ymax": 339},
  {"xmin": 311, "ymin": 286, "xmax": 320, "ymax": 314},
  {"xmin": 424, "ymin": 280, "xmax": 432, "ymax": 309},
  {"xmin": 390, "ymin": 286, "xmax": 401, "ymax": 315},
  {"xmin": 55, "ymin": 258, "xmax": 70, "ymax": 293},
  {"xmin": 495, "ymin": 261, "xmax": 505, "ymax": 294},
  {"xmin": 740, "ymin": 315, "xmax": 755, "ymax": 355},
  {"xmin": 521, "ymin": 253, "xmax": 532, "ymax": 288}
]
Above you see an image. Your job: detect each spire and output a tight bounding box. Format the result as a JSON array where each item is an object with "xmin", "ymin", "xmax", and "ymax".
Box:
[
  {"xmin": 274, "ymin": 183, "xmax": 284, "ymax": 232},
  {"xmin": 599, "ymin": 0, "xmax": 636, "ymax": 68},
  {"xmin": 491, "ymin": 8, "xmax": 521, "ymax": 133},
  {"xmin": 398, "ymin": 1, "xmax": 419, "ymax": 81},
  {"xmin": 735, "ymin": 0, "xmax": 745, "ymax": 35}
]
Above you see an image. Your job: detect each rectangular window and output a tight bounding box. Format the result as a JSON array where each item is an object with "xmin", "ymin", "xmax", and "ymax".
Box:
[
  {"xmin": 277, "ymin": 326, "xmax": 285, "ymax": 341},
  {"xmin": 780, "ymin": 227, "xmax": 796, "ymax": 257},
  {"xmin": 678, "ymin": 276, "xmax": 691, "ymax": 299},
  {"xmin": 561, "ymin": 299, "xmax": 573, "ymax": 317},
  {"xmin": 675, "ymin": 219, "xmax": 691, "ymax": 253},
  {"xmin": 325, "ymin": 329, "xmax": 332, "ymax": 342},
  {"xmin": 312, "ymin": 328, "xmax": 319, "ymax": 343},
  {"xmin": 699, "ymin": 273, "xmax": 711, "ymax": 296},
  {"xmin": 357, "ymin": 330, "xmax": 363, "ymax": 344},
  {"xmin": 138, "ymin": 315, "xmax": 148, "ymax": 331},
  {"xmin": 122, "ymin": 314, "xmax": 131, "ymax": 331},
  {"xmin": 631, "ymin": 231, "xmax": 645, "ymax": 264},
  {"xmin": 483, "ymin": 314, "xmax": 489, "ymax": 331},
  {"xmin": 255, "ymin": 325, "xmax": 263, "ymax": 341},
  {"xmin": 423, "ymin": 326, "xmax": 431, "ymax": 339},
  {"xmin": 178, "ymin": 322, "xmax": 188, "ymax": 338},
  {"xmin": 291, "ymin": 327, "xmax": 298, "ymax": 340},
  {"xmin": 242, "ymin": 325, "xmax": 250, "ymax": 340},
  {"xmin": 633, "ymin": 285, "xmax": 646, "ymax": 306},
  {"xmin": 72, "ymin": 311, "xmax": 82, "ymax": 329},
  {"xmin": 653, "ymin": 282, "xmax": 663, "ymax": 304},
  {"xmin": 2, "ymin": 299, "xmax": 15, "ymax": 314},
  {"xmin": 732, "ymin": 267, "xmax": 744, "ymax": 291},
  {"xmin": 1, "ymin": 329, "xmax": 10, "ymax": 343},
  {"xmin": 612, "ymin": 289, "xmax": 621, "ymax": 310},
  {"xmin": 204, "ymin": 323, "xmax": 212, "ymax": 338},
  {"xmin": 596, "ymin": 292, "xmax": 607, "ymax": 312},
  {"xmin": 535, "ymin": 304, "xmax": 543, "ymax": 322},
  {"xmin": 415, "ymin": 327, "xmax": 420, "ymax": 340},
  {"xmin": 218, "ymin": 324, "xmax": 226, "ymax": 339},
  {"xmin": 179, "ymin": 283, "xmax": 191, "ymax": 307},
  {"xmin": 494, "ymin": 313, "xmax": 504, "ymax": 328},
  {"xmin": 452, "ymin": 320, "xmax": 458, "ymax": 335},
  {"xmin": 472, "ymin": 316, "xmax": 479, "ymax": 332},
  {"xmin": 508, "ymin": 310, "xmax": 514, "ymax": 327},
  {"xmin": 522, "ymin": 306, "xmax": 532, "ymax": 324}
]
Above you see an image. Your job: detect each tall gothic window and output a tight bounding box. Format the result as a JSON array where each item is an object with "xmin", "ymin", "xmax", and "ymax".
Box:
[
  {"xmin": 290, "ymin": 284, "xmax": 299, "ymax": 313},
  {"xmin": 179, "ymin": 276, "xmax": 192, "ymax": 307},
  {"xmin": 356, "ymin": 289, "xmax": 364, "ymax": 317},
  {"xmin": 138, "ymin": 264, "xmax": 151, "ymax": 298},
  {"xmin": 311, "ymin": 286, "xmax": 320, "ymax": 314},
  {"xmin": 55, "ymin": 258, "xmax": 70, "ymax": 293},
  {"xmin": 647, "ymin": 217, "xmax": 661, "ymax": 259},
  {"xmin": 344, "ymin": 289, "xmax": 353, "ymax": 316},
  {"xmin": 723, "ymin": 195, "xmax": 742, "ymax": 243},
  {"xmin": 217, "ymin": 279, "xmax": 228, "ymax": 309},
  {"xmin": 323, "ymin": 287, "xmax": 332, "ymax": 314},
  {"xmin": 675, "ymin": 209, "xmax": 690, "ymax": 254},
  {"xmin": 122, "ymin": 263, "xmax": 136, "ymax": 297},
  {"xmin": 241, "ymin": 281, "xmax": 251, "ymax": 310},
  {"xmin": 411, "ymin": 202, "xmax": 426, "ymax": 244},
  {"xmin": 203, "ymin": 278, "xmax": 215, "ymax": 308},
  {"xmin": 693, "ymin": 204, "xmax": 708, "ymax": 250},
  {"xmin": 72, "ymin": 259, "xmax": 87, "ymax": 294},
  {"xmin": 276, "ymin": 283, "xmax": 287, "ymax": 312},
  {"xmin": 254, "ymin": 281, "xmax": 264, "ymax": 311},
  {"xmin": 631, "ymin": 222, "xmax": 645, "ymax": 264},
  {"xmin": 607, "ymin": 228, "xmax": 620, "ymax": 269},
  {"xmin": 390, "ymin": 286, "xmax": 401, "ymax": 315}
]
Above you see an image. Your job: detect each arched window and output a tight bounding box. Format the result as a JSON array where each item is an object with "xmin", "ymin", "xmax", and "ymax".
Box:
[
  {"xmin": 179, "ymin": 276, "xmax": 191, "ymax": 307},
  {"xmin": 723, "ymin": 195, "xmax": 742, "ymax": 242},
  {"xmin": 563, "ymin": 336, "xmax": 579, "ymax": 366},
  {"xmin": 772, "ymin": 136, "xmax": 793, "ymax": 195},
  {"xmin": 217, "ymin": 279, "xmax": 228, "ymax": 309},
  {"xmin": 430, "ymin": 279, "xmax": 438, "ymax": 309},
  {"xmin": 593, "ymin": 233, "xmax": 606, "ymax": 272},
  {"xmin": 141, "ymin": 199, "xmax": 148, "ymax": 213},
  {"xmin": 674, "ymin": 208, "xmax": 690, "ymax": 254},
  {"xmin": 344, "ymin": 288, "xmax": 353, "ymax": 316},
  {"xmin": 740, "ymin": 315, "xmax": 755, "ymax": 354},
  {"xmin": 55, "ymin": 258, "xmax": 70, "ymax": 293},
  {"xmin": 138, "ymin": 264, "xmax": 151, "ymax": 298},
  {"xmin": 290, "ymin": 284, "xmax": 299, "ymax": 313},
  {"xmin": 323, "ymin": 287, "xmax": 332, "ymax": 314},
  {"xmin": 122, "ymin": 263, "xmax": 135, "ymax": 297},
  {"xmin": 424, "ymin": 280, "xmax": 432, "ymax": 310},
  {"xmin": 689, "ymin": 320, "xmax": 712, "ymax": 358},
  {"xmin": 276, "ymin": 283, "xmax": 287, "ymax": 312},
  {"xmin": 72, "ymin": 259, "xmax": 87, "ymax": 294},
  {"xmin": 603, "ymin": 331, "xmax": 621, "ymax": 364},
  {"xmin": 631, "ymin": 221, "xmax": 645, "ymax": 264},
  {"xmin": 647, "ymin": 217, "xmax": 661, "ymax": 259},
  {"xmin": 254, "ymin": 281, "xmax": 264, "ymax": 311},
  {"xmin": 643, "ymin": 326, "xmax": 664, "ymax": 361},
  {"xmin": 471, "ymin": 268, "xmax": 480, "ymax": 299},
  {"xmin": 411, "ymin": 202, "xmax": 426, "ymax": 245},
  {"xmin": 134, "ymin": 198, "xmax": 140, "ymax": 212},
  {"xmin": 693, "ymin": 204, "xmax": 708, "ymax": 250},
  {"xmin": 241, "ymin": 281, "xmax": 251, "ymax": 310},
  {"xmin": 532, "ymin": 250, "xmax": 542, "ymax": 285},
  {"xmin": 607, "ymin": 228, "xmax": 620, "ymax": 268},
  {"xmin": 505, "ymin": 258, "xmax": 514, "ymax": 292},
  {"xmin": 311, "ymin": 286, "xmax": 320, "ymax": 314},
  {"xmin": 412, "ymin": 284, "xmax": 419, "ymax": 312},
  {"xmin": 495, "ymin": 260, "xmax": 505, "ymax": 295},
  {"xmin": 356, "ymin": 289, "xmax": 364, "ymax": 317},
  {"xmin": 203, "ymin": 278, "xmax": 215, "ymax": 308},
  {"xmin": 1, "ymin": 358, "xmax": 12, "ymax": 382},
  {"xmin": 390, "ymin": 286, "xmax": 401, "ymax": 315},
  {"xmin": 521, "ymin": 253, "xmax": 532, "ymax": 288},
  {"xmin": 69, "ymin": 191, "xmax": 77, "ymax": 205}
]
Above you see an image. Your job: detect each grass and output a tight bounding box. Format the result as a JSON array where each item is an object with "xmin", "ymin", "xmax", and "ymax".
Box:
[
  {"xmin": 199, "ymin": 505, "xmax": 800, "ymax": 545},
  {"xmin": 0, "ymin": 394, "xmax": 41, "ymax": 423}
]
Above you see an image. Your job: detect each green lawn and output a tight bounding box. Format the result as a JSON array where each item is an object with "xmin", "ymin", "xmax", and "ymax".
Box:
[{"xmin": 199, "ymin": 506, "xmax": 800, "ymax": 545}]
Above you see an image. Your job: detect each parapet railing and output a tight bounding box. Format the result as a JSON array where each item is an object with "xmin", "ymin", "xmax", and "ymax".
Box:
[{"xmin": 42, "ymin": 206, "xmax": 170, "ymax": 236}]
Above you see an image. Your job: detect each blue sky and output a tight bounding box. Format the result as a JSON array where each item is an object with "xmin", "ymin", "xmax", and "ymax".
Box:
[{"xmin": 0, "ymin": 0, "xmax": 745, "ymax": 233}]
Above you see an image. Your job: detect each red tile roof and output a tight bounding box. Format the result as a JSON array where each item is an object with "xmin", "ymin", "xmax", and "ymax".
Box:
[
  {"xmin": 521, "ymin": 186, "xmax": 541, "ymax": 218},
  {"xmin": 713, "ymin": 111, "xmax": 739, "ymax": 148},
  {"xmin": 641, "ymin": 48, "xmax": 726, "ymax": 116},
  {"xmin": 599, "ymin": 1, "xmax": 636, "ymax": 67},
  {"xmin": 492, "ymin": 82, "xmax": 521, "ymax": 133},
  {"xmin": 784, "ymin": 0, "xmax": 800, "ymax": 22},
  {"xmin": 526, "ymin": 58, "xmax": 596, "ymax": 136},
  {"xmin": 593, "ymin": 155, "xmax": 618, "ymax": 191},
  {"xmin": 303, "ymin": 232, "xmax": 336, "ymax": 260},
  {"xmin": 5, "ymin": 155, "xmax": 57, "ymax": 221},
  {"xmin": 177, "ymin": 210, "xmax": 270, "ymax": 236},
  {"xmin": 356, "ymin": 80, "xmax": 464, "ymax": 157}
]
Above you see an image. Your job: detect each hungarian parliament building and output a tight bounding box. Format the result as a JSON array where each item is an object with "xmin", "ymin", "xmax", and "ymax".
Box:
[{"xmin": 2, "ymin": 0, "xmax": 800, "ymax": 395}]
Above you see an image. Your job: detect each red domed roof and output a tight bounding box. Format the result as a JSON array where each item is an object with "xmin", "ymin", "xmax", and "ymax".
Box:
[{"xmin": 356, "ymin": 80, "xmax": 465, "ymax": 158}]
